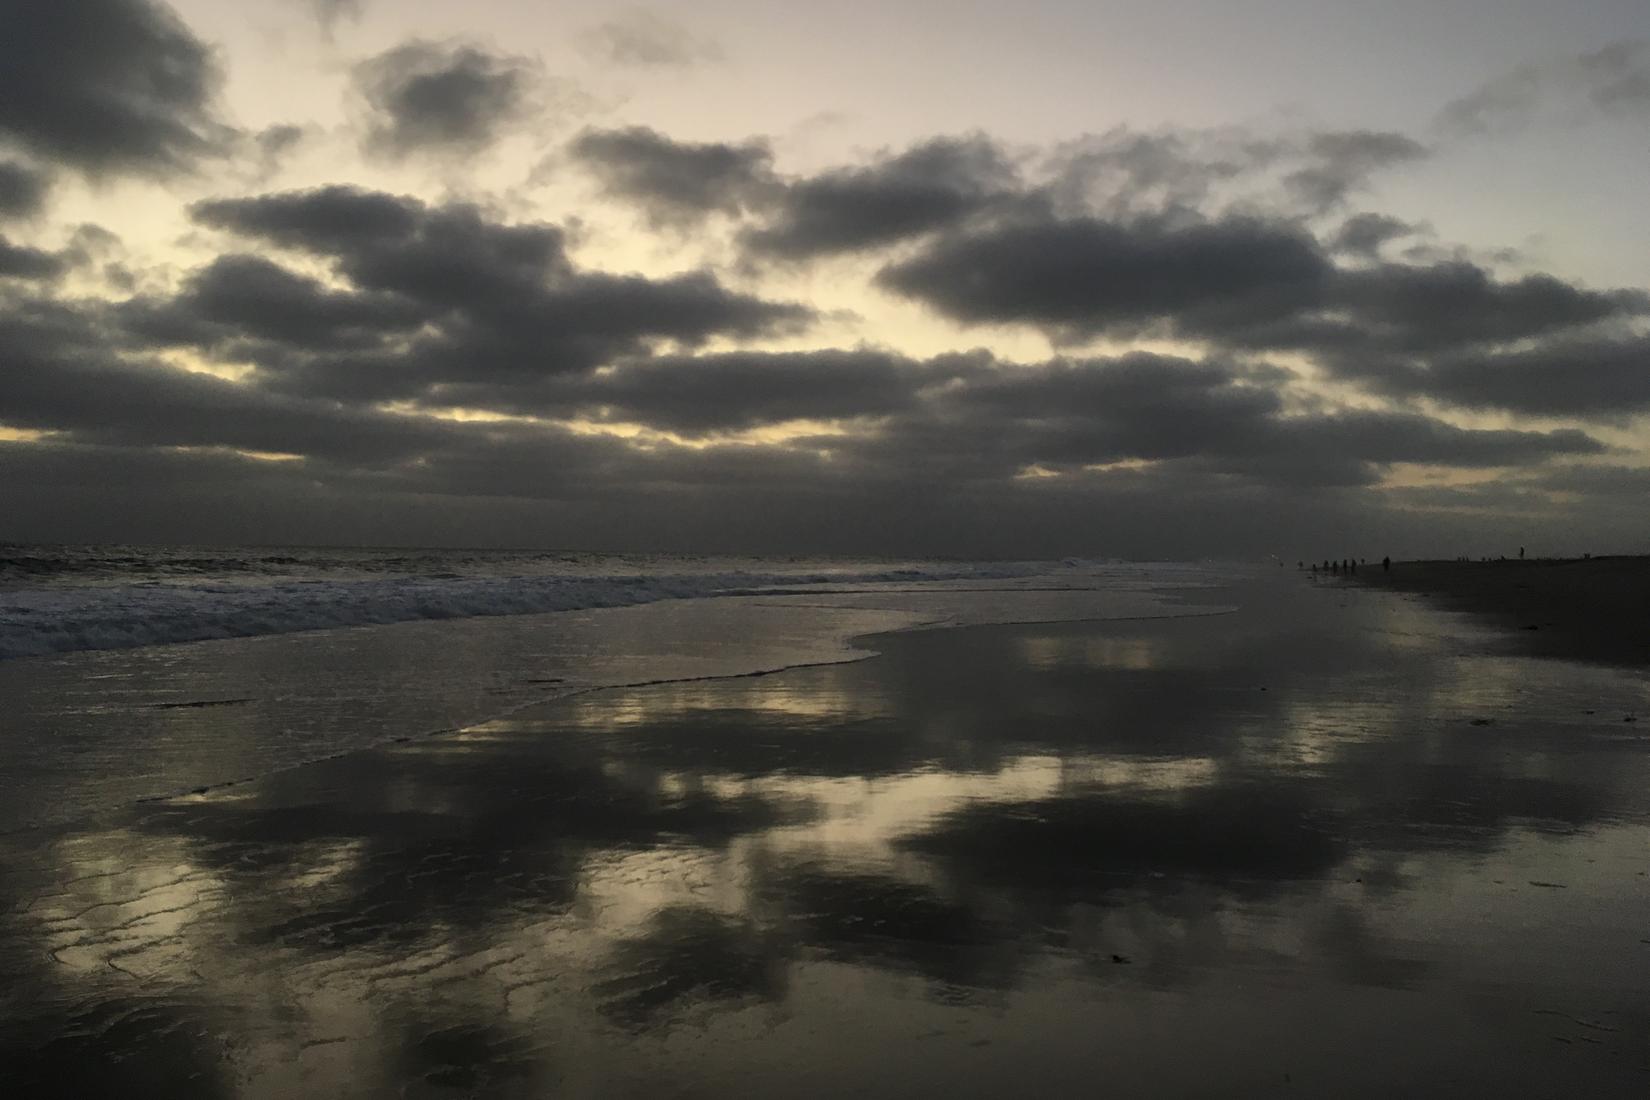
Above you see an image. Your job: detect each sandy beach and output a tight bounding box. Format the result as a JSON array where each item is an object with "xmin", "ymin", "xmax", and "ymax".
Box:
[
  {"xmin": 2, "ymin": 572, "xmax": 1647, "ymax": 1097},
  {"xmin": 1351, "ymin": 556, "xmax": 1650, "ymax": 667}
]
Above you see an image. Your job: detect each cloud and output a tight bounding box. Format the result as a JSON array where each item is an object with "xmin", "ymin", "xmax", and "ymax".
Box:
[
  {"xmin": 1, "ymin": 85, "xmax": 1640, "ymax": 555},
  {"xmin": 8, "ymin": 247, "xmax": 1600, "ymax": 543},
  {"xmin": 353, "ymin": 40, "xmax": 539, "ymax": 159},
  {"xmin": 1041, "ymin": 127, "xmax": 1283, "ymax": 221},
  {"xmin": 253, "ymin": 124, "xmax": 307, "ymax": 166},
  {"xmin": 1315, "ymin": 264, "xmax": 1644, "ymax": 353},
  {"xmin": 877, "ymin": 214, "xmax": 1330, "ymax": 340},
  {"xmin": 122, "ymin": 253, "xmax": 427, "ymax": 351},
  {"xmin": 454, "ymin": 348, "xmax": 1606, "ymax": 487},
  {"xmin": 0, "ymin": 237, "xmax": 66, "ymax": 281},
  {"xmin": 0, "ymin": 0, "xmax": 229, "ymax": 176},
  {"xmin": 544, "ymin": 348, "xmax": 945, "ymax": 432},
  {"xmin": 867, "ymin": 355, "xmax": 1602, "ymax": 486},
  {"xmin": 186, "ymin": 185, "xmax": 813, "ymax": 403},
  {"xmin": 1329, "ymin": 213, "xmax": 1420, "ymax": 259},
  {"xmin": 569, "ymin": 127, "xmax": 778, "ymax": 227},
  {"xmin": 1349, "ymin": 334, "xmax": 1650, "ymax": 419},
  {"xmin": 879, "ymin": 210, "xmax": 1648, "ymax": 355},
  {"xmin": 742, "ymin": 136, "xmax": 1022, "ymax": 260},
  {"xmin": 1584, "ymin": 40, "xmax": 1650, "ymax": 113},
  {"xmin": 1436, "ymin": 40, "xmax": 1650, "ymax": 136},
  {"xmin": 309, "ymin": 0, "xmax": 365, "ymax": 31},
  {"xmin": 580, "ymin": 9, "xmax": 723, "ymax": 69},
  {"xmin": 0, "ymin": 292, "xmax": 457, "ymax": 463},
  {"xmin": 0, "ymin": 160, "xmax": 51, "ymax": 220},
  {"xmin": 1282, "ymin": 130, "xmax": 1429, "ymax": 213},
  {"xmin": 192, "ymin": 184, "xmax": 423, "ymax": 250}
]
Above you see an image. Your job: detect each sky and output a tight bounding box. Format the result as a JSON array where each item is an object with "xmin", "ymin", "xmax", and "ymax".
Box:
[{"xmin": 1, "ymin": 0, "xmax": 1648, "ymax": 558}]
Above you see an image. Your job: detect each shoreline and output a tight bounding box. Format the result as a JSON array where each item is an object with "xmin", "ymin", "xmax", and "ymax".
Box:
[
  {"xmin": 1345, "ymin": 555, "xmax": 1650, "ymax": 667},
  {"xmin": 0, "ymin": 579, "xmax": 1229, "ymax": 836}
]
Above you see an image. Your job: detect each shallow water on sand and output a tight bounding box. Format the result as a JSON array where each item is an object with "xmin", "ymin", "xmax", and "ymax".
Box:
[
  {"xmin": 0, "ymin": 569, "xmax": 1204, "ymax": 832},
  {"xmin": 1, "ymin": 575, "xmax": 1647, "ymax": 1096}
]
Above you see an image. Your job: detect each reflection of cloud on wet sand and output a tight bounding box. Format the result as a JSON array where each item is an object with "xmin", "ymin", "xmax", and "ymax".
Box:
[{"xmin": 2, "ymin": 580, "xmax": 1648, "ymax": 1089}]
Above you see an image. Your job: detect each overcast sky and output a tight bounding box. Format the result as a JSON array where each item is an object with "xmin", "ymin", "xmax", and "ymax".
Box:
[{"xmin": 2, "ymin": 0, "xmax": 1648, "ymax": 558}]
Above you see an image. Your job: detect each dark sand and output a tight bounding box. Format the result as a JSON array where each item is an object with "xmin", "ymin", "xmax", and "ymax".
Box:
[
  {"xmin": 2, "ymin": 574, "xmax": 1648, "ymax": 1096},
  {"xmin": 1350, "ymin": 556, "xmax": 1650, "ymax": 666}
]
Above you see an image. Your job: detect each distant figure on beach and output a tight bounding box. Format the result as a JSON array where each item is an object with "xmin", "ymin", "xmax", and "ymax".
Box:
[
  {"xmin": 1349, "ymin": 559, "xmax": 1357, "ymax": 574},
  {"xmin": 1311, "ymin": 563, "xmax": 1318, "ymax": 575},
  {"xmin": 1382, "ymin": 556, "xmax": 1390, "ymax": 572},
  {"xmin": 1520, "ymin": 546, "xmax": 1526, "ymax": 560}
]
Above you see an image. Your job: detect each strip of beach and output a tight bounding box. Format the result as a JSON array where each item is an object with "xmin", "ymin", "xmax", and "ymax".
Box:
[
  {"xmin": 1352, "ymin": 555, "xmax": 1650, "ymax": 666},
  {"xmin": 1, "ymin": 568, "xmax": 1646, "ymax": 1097}
]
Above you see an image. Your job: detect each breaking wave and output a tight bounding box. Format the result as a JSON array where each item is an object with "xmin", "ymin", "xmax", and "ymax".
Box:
[{"xmin": 0, "ymin": 561, "xmax": 1055, "ymax": 660}]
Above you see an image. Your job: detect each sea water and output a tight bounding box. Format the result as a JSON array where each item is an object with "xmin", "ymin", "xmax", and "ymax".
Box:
[{"xmin": 0, "ymin": 545, "xmax": 1231, "ymax": 831}]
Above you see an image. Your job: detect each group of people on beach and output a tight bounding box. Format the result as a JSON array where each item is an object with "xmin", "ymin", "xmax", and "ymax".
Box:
[{"xmin": 1301, "ymin": 557, "xmax": 1390, "ymax": 576}]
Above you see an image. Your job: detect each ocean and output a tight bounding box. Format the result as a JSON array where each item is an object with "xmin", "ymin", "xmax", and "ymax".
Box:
[{"xmin": 0, "ymin": 544, "xmax": 1228, "ymax": 831}]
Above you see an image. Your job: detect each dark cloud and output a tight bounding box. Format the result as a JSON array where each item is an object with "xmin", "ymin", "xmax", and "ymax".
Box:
[
  {"xmin": 569, "ymin": 127, "xmax": 777, "ymax": 226},
  {"xmin": 185, "ymin": 186, "xmax": 812, "ymax": 403},
  {"xmin": 0, "ymin": 0, "xmax": 228, "ymax": 176},
  {"xmin": 1330, "ymin": 213, "xmax": 1419, "ymax": 259},
  {"xmin": 890, "ymin": 356, "xmax": 1603, "ymax": 484},
  {"xmin": 547, "ymin": 348, "xmax": 938, "ymax": 432},
  {"xmin": 8, "ymin": 249, "xmax": 1599, "ymax": 546},
  {"xmin": 252, "ymin": 124, "xmax": 307, "ymax": 168},
  {"xmin": 1535, "ymin": 463, "xmax": 1650, "ymax": 498},
  {"xmin": 580, "ymin": 9, "xmax": 722, "ymax": 69},
  {"xmin": 193, "ymin": 185, "xmax": 424, "ymax": 251},
  {"xmin": 1361, "ymin": 334, "xmax": 1650, "ymax": 419},
  {"xmin": 880, "ymin": 211, "xmax": 1648, "ymax": 356},
  {"xmin": 353, "ymin": 40, "xmax": 537, "ymax": 159},
  {"xmin": 123, "ymin": 253, "xmax": 426, "ymax": 351},
  {"xmin": 742, "ymin": 136, "xmax": 1021, "ymax": 260},
  {"xmin": 1317, "ymin": 263, "xmax": 1644, "ymax": 353},
  {"xmin": 1266, "ymin": 410, "xmax": 1602, "ymax": 470},
  {"xmin": 195, "ymin": 189, "xmax": 568, "ymax": 309},
  {"xmin": 0, "ymin": 160, "xmax": 51, "ymax": 220},
  {"xmin": 878, "ymin": 214, "xmax": 1331, "ymax": 340},
  {"xmin": 463, "ymin": 349, "xmax": 1604, "ymax": 489},
  {"xmin": 1282, "ymin": 130, "xmax": 1429, "ymax": 214},
  {"xmin": 0, "ymin": 237, "xmax": 65, "ymax": 281},
  {"xmin": 0, "ymin": 299, "xmax": 450, "ymax": 465}
]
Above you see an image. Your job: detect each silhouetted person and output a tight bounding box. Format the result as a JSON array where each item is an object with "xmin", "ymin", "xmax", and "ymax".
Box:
[
  {"xmin": 1311, "ymin": 563, "xmax": 1318, "ymax": 575},
  {"xmin": 1519, "ymin": 546, "xmax": 1525, "ymax": 560},
  {"xmin": 1349, "ymin": 559, "xmax": 1357, "ymax": 574},
  {"xmin": 1382, "ymin": 556, "xmax": 1390, "ymax": 572}
]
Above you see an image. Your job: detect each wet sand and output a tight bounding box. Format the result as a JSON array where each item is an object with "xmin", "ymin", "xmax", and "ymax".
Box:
[
  {"xmin": 1351, "ymin": 556, "xmax": 1650, "ymax": 667},
  {"xmin": 2, "ymin": 575, "xmax": 1648, "ymax": 1096}
]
